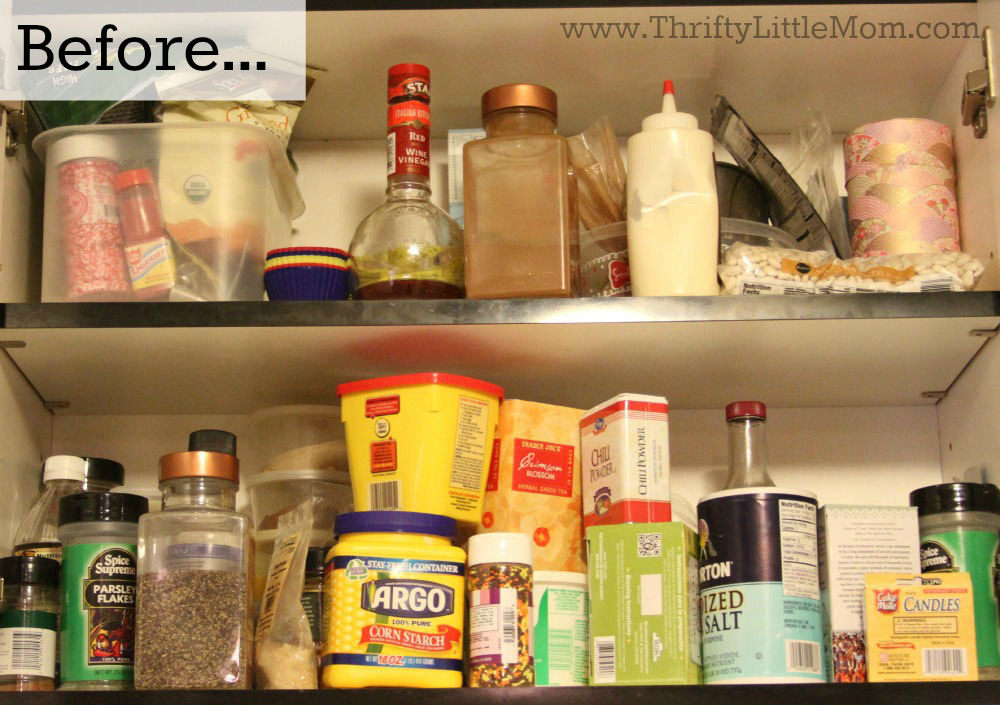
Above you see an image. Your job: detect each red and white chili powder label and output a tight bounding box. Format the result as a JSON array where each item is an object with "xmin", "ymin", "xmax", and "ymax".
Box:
[{"xmin": 580, "ymin": 393, "xmax": 671, "ymax": 527}]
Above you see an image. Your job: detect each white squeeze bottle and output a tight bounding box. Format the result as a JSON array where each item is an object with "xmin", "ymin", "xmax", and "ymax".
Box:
[{"xmin": 627, "ymin": 80, "xmax": 719, "ymax": 296}]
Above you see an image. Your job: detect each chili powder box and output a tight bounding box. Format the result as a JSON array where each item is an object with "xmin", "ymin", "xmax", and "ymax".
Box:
[
  {"xmin": 580, "ymin": 393, "xmax": 670, "ymax": 528},
  {"xmin": 863, "ymin": 573, "xmax": 978, "ymax": 681},
  {"xmin": 586, "ymin": 522, "xmax": 701, "ymax": 685}
]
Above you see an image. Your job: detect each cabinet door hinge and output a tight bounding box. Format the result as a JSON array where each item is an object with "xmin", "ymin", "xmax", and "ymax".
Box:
[
  {"xmin": 962, "ymin": 26, "xmax": 996, "ymax": 138},
  {"xmin": 4, "ymin": 107, "xmax": 27, "ymax": 158}
]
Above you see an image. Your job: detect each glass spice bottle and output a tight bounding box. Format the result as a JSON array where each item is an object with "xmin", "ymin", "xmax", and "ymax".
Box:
[
  {"xmin": 722, "ymin": 401, "xmax": 775, "ymax": 490},
  {"xmin": 301, "ymin": 546, "xmax": 328, "ymax": 661},
  {"xmin": 0, "ymin": 556, "xmax": 61, "ymax": 691},
  {"xmin": 348, "ymin": 63, "xmax": 464, "ymax": 300},
  {"xmin": 467, "ymin": 532, "xmax": 534, "ymax": 687},
  {"xmin": 463, "ymin": 84, "xmax": 579, "ymax": 299},
  {"xmin": 134, "ymin": 430, "xmax": 253, "ymax": 690},
  {"xmin": 13, "ymin": 456, "xmax": 86, "ymax": 563}
]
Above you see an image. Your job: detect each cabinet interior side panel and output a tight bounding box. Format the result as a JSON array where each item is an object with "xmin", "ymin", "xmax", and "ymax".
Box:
[
  {"xmin": 928, "ymin": 30, "xmax": 1000, "ymax": 290},
  {"xmin": 938, "ymin": 334, "xmax": 1000, "ymax": 484},
  {"xmin": 0, "ymin": 353, "xmax": 52, "ymax": 553},
  {"xmin": 52, "ymin": 406, "xmax": 940, "ymax": 516},
  {"xmin": 0, "ymin": 113, "xmax": 42, "ymax": 303}
]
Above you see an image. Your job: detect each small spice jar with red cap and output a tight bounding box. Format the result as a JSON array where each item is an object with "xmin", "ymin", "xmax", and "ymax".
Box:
[
  {"xmin": 134, "ymin": 430, "xmax": 253, "ymax": 690},
  {"xmin": 113, "ymin": 168, "xmax": 176, "ymax": 299}
]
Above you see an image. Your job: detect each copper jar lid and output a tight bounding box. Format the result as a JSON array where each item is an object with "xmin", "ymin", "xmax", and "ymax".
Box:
[
  {"xmin": 159, "ymin": 450, "xmax": 239, "ymax": 484},
  {"xmin": 481, "ymin": 84, "xmax": 557, "ymax": 120}
]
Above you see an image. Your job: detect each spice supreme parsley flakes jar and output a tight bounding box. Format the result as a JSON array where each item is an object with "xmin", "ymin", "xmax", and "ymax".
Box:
[{"xmin": 321, "ymin": 511, "xmax": 466, "ymax": 688}]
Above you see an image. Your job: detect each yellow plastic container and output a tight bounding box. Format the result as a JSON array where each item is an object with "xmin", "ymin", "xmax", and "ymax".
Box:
[
  {"xmin": 321, "ymin": 511, "xmax": 466, "ymax": 688},
  {"xmin": 337, "ymin": 372, "xmax": 503, "ymax": 524}
]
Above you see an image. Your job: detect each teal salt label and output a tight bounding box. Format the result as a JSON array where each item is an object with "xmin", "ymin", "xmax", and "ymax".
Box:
[
  {"xmin": 920, "ymin": 529, "xmax": 1000, "ymax": 670},
  {"xmin": 61, "ymin": 543, "xmax": 138, "ymax": 684},
  {"xmin": 698, "ymin": 491, "xmax": 826, "ymax": 683}
]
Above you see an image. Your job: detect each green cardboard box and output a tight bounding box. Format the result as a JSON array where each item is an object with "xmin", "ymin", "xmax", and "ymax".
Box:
[{"xmin": 586, "ymin": 522, "xmax": 702, "ymax": 685}]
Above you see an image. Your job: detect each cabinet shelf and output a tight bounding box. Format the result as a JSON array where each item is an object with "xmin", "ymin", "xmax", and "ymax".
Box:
[
  {"xmin": 2, "ymin": 683, "xmax": 999, "ymax": 705},
  {"xmin": 1, "ymin": 294, "xmax": 997, "ymax": 415}
]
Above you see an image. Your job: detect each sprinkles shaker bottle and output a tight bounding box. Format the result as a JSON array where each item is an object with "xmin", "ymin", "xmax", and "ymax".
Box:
[
  {"xmin": 47, "ymin": 134, "xmax": 131, "ymax": 301},
  {"xmin": 134, "ymin": 430, "xmax": 253, "ymax": 690},
  {"xmin": 467, "ymin": 532, "xmax": 534, "ymax": 687}
]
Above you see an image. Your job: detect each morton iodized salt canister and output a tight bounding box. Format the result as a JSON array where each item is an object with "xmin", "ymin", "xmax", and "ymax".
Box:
[{"xmin": 697, "ymin": 487, "xmax": 825, "ymax": 684}]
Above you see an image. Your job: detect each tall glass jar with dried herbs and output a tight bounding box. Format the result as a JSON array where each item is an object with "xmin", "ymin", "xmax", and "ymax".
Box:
[{"xmin": 134, "ymin": 430, "xmax": 253, "ymax": 690}]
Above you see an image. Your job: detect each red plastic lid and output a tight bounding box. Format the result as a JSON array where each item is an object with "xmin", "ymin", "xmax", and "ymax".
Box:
[
  {"xmin": 113, "ymin": 168, "xmax": 155, "ymax": 192},
  {"xmin": 726, "ymin": 401, "xmax": 766, "ymax": 420},
  {"xmin": 663, "ymin": 79, "xmax": 675, "ymax": 95},
  {"xmin": 338, "ymin": 372, "xmax": 503, "ymax": 401},
  {"xmin": 388, "ymin": 63, "xmax": 429, "ymax": 80}
]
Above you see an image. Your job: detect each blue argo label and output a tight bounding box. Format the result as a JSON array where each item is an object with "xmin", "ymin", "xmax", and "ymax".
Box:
[
  {"xmin": 697, "ymin": 489, "xmax": 826, "ymax": 683},
  {"xmin": 361, "ymin": 579, "xmax": 455, "ymax": 618}
]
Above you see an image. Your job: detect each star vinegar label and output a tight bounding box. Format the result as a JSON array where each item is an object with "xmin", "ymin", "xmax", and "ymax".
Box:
[{"xmin": 387, "ymin": 72, "xmax": 430, "ymax": 179}]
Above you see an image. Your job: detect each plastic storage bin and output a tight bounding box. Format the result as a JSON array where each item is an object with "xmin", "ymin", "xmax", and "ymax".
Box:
[
  {"xmin": 34, "ymin": 124, "xmax": 304, "ymax": 303},
  {"xmin": 245, "ymin": 468, "xmax": 353, "ymax": 605},
  {"xmin": 579, "ymin": 221, "xmax": 629, "ymax": 297},
  {"xmin": 249, "ymin": 404, "xmax": 345, "ymax": 475},
  {"xmin": 245, "ymin": 468, "xmax": 353, "ymax": 536}
]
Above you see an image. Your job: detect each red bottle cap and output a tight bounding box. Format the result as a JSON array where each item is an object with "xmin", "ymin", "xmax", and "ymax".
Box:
[
  {"xmin": 388, "ymin": 63, "xmax": 430, "ymax": 102},
  {"xmin": 726, "ymin": 401, "xmax": 766, "ymax": 421},
  {"xmin": 113, "ymin": 168, "xmax": 155, "ymax": 192},
  {"xmin": 663, "ymin": 79, "xmax": 675, "ymax": 95},
  {"xmin": 388, "ymin": 63, "xmax": 429, "ymax": 81}
]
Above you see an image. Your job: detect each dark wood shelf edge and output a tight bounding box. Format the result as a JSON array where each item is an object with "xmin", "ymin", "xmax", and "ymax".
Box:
[
  {"xmin": 2, "ymin": 682, "xmax": 1000, "ymax": 704},
  {"xmin": 2, "ymin": 292, "xmax": 999, "ymax": 330}
]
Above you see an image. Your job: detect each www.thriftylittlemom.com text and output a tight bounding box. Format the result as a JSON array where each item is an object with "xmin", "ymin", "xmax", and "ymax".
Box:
[{"xmin": 560, "ymin": 15, "xmax": 980, "ymax": 43}]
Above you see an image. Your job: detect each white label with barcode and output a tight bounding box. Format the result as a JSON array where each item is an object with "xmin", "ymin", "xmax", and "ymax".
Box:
[
  {"xmin": 785, "ymin": 639, "xmax": 821, "ymax": 674},
  {"xmin": 386, "ymin": 132, "xmax": 396, "ymax": 176},
  {"xmin": 369, "ymin": 480, "xmax": 400, "ymax": 510},
  {"xmin": 469, "ymin": 587, "xmax": 519, "ymax": 666},
  {"xmin": 593, "ymin": 636, "xmax": 616, "ymax": 683},
  {"xmin": 500, "ymin": 588, "xmax": 518, "ymax": 665},
  {"xmin": 0, "ymin": 627, "xmax": 56, "ymax": 677},
  {"xmin": 923, "ymin": 648, "xmax": 967, "ymax": 676}
]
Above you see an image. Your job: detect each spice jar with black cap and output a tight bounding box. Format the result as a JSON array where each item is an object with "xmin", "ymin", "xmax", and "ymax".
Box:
[
  {"xmin": 134, "ymin": 429, "xmax": 252, "ymax": 690},
  {"xmin": 57, "ymin": 491, "xmax": 148, "ymax": 690},
  {"xmin": 911, "ymin": 482, "xmax": 1000, "ymax": 680},
  {"xmin": 80, "ymin": 457, "xmax": 126, "ymax": 492},
  {"xmin": 0, "ymin": 555, "xmax": 61, "ymax": 691}
]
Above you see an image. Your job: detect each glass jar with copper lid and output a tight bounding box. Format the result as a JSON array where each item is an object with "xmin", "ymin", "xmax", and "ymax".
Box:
[
  {"xmin": 134, "ymin": 430, "xmax": 252, "ymax": 690},
  {"xmin": 463, "ymin": 83, "xmax": 579, "ymax": 299}
]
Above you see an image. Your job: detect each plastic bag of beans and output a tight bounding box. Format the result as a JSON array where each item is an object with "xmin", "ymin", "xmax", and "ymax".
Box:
[{"xmin": 719, "ymin": 242, "xmax": 984, "ymax": 295}]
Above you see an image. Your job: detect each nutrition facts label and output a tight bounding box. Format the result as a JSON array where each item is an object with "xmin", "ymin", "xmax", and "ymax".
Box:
[
  {"xmin": 779, "ymin": 499, "xmax": 820, "ymax": 601},
  {"xmin": 449, "ymin": 396, "xmax": 489, "ymax": 493}
]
